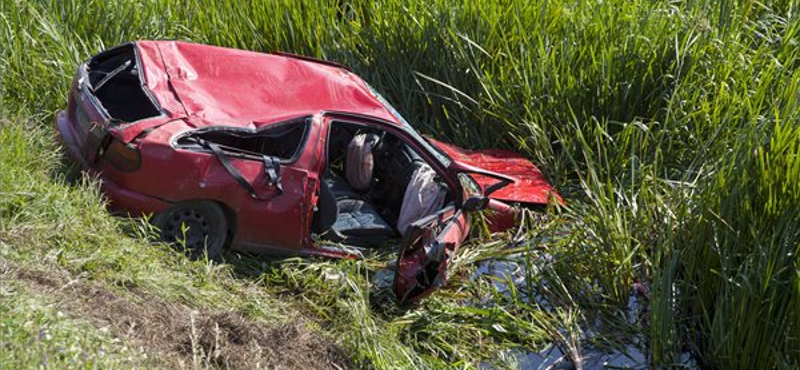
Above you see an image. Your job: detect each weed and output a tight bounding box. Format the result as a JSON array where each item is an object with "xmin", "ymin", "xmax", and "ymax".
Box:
[{"xmin": 1, "ymin": 0, "xmax": 798, "ymax": 369}]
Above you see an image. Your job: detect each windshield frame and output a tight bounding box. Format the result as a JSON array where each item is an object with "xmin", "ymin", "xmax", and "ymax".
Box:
[{"xmin": 362, "ymin": 83, "xmax": 453, "ymax": 168}]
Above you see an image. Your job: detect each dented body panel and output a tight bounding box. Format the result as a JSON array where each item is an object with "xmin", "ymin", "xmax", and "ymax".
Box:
[
  {"xmin": 394, "ymin": 206, "xmax": 470, "ymax": 304},
  {"xmin": 55, "ymin": 41, "xmax": 561, "ymax": 303},
  {"xmin": 110, "ymin": 41, "xmax": 399, "ymax": 143},
  {"xmin": 102, "ymin": 117, "xmax": 322, "ymax": 250},
  {"xmin": 427, "ymin": 138, "xmax": 562, "ymax": 205}
]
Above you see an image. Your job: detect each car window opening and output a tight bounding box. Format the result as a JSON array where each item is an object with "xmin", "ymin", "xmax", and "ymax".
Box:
[
  {"xmin": 312, "ymin": 121, "xmax": 454, "ymax": 249},
  {"xmin": 361, "ymin": 82, "xmax": 452, "ymax": 167},
  {"xmin": 175, "ymin": 119, "xmax": 309, "ymax": 161},
  {"xmin": 86, "ymin": 44, "xmax": 160, "ymax": 122}
]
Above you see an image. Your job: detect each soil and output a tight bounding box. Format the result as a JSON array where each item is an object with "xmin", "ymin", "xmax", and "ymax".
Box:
[{"xmin": 6, "ymin": 264, "xmax": 350, "ymax": 370}]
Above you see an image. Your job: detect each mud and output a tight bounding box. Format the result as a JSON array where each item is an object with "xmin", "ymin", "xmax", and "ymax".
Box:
[{"xmin": 9, "ymin": 266, "xmax": 350, "ymax": 370}]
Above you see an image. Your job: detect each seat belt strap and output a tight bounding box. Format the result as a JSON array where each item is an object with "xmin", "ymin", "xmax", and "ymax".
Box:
[
  {"xmin": 198, "ymin": 139, "xmax": 278, "ymax": 201},
  {"xmin": 262, "ymin": 155, "xmax": 283, "ymax": 194}
]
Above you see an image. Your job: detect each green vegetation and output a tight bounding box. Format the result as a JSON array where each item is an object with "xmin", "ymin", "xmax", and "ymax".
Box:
[
  {"xmin": 0, "ymin": 279, "xmax": 155, "ymax": 369},
  {"xmin": 1, "ymin": 0, "xmax": 798, "ymax": 369}
]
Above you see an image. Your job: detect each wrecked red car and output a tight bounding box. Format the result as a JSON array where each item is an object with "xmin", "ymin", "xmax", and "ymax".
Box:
[{"xmin": 55, "ymin": 41, "xmax": 560, "ymax": 303}]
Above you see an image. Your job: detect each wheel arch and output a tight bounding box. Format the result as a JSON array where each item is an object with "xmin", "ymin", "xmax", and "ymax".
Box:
[{"xmin": 214, "ymin": 200, "xmax": 238, "ymax": 247}]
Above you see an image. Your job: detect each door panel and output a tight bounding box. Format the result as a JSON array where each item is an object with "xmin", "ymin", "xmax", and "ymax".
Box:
[
  {"xmin": 394, "ymin": 205, "xmax": 470, "ymax": 304},
  {"xmin": 131, "ymin": 117, "xmax": 320, "ymax": 251},
  {"xmin": 231, "ymin": 160, "xmax": 308, "ymax": 248}
]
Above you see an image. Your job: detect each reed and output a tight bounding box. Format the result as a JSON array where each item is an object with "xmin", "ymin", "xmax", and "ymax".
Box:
[{"xmin": 2, "ymin": 0, "xmax": 798, "ymax": 368}]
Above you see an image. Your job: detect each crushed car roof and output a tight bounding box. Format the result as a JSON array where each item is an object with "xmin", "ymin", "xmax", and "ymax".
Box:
[{"xmin": 135, "ymin": 40, "xmax": 401, "ymax": 127}]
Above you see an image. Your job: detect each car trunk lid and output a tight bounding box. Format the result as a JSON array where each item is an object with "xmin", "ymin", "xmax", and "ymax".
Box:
[{"xmin": 66, "ymin": 76, "xmax": 109, "ymax": 166}]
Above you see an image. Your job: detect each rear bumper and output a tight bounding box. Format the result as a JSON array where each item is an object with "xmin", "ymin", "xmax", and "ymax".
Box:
[
  {"xmin": 55, "ymin": 110, "xmax": 171, "ymax": 217},
  {"xmin": 55, "ymin": 110, "xmax": 89, "ymax": 169},
  {"xmin": 100, "ymin": 176, "xmax": 171, "ymax": 217}
]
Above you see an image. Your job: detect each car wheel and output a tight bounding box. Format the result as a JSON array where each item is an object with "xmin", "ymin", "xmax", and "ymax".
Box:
[{"xmin": 153, "ymin": 201, "xmax": 228, "ymax": 259}]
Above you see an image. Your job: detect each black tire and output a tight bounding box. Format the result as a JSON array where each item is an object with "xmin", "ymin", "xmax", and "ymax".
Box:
[{"xmin": 153, "ymin": 201, "xmax": 228, "ymax": 259}]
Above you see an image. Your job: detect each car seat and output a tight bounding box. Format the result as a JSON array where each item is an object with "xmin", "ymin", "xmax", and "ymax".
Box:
[{"xmin": 315, "ymin": 133, "xmax": 396, "ymax": 247}]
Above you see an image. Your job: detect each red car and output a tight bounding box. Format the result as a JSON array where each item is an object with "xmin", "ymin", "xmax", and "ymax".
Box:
[{"xmin": 55, "ymin": 41, "xmax": 560, "ymax": 303}]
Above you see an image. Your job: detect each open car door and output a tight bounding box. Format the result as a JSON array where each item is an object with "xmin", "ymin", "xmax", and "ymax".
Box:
[
  {"xmin": 394, "ymin": 205, "xmax": 470, "ymax": 304},
  {"xmin": 394, "ymin": 160, "xmax": 523, "ymax": 304}
]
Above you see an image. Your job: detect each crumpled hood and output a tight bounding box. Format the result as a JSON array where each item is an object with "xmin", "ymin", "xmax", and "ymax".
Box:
[{"xmin": 426, "ymin": 138, "xmax": 562, "ymax": 205}]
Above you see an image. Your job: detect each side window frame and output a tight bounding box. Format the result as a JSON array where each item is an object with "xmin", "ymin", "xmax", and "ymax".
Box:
[{"xmin": 172, "ymin": 116, "xmax": 313, "ymax": 164}]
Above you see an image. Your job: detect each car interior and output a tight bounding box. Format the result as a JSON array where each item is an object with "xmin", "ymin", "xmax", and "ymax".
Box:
[
  {"xmin": 86, "ymin": 44, "xmax": 161, "ymax": 122},
  {"xmin": 312, "ymin": 121, "xmax": 454, "ymax": 248},
  {"xmin": 174, "ymin": 119, "xmax": 309, "ymax": 161}
]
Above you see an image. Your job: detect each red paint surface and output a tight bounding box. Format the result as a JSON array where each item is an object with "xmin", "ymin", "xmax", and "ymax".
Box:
[
  {"xmin": 394, "ymin": 208, "xmax": 469, "ymax": 304},
  {"xmin": 111, "ymin": 41, "xmax": 399, "ymax": 143},
  {"xmin": 427, "ymin": 138, "xmax": 562, "ymax": 205},
  {"xmin": 56, "ymin": 41, "xmax": 563, "ymax": 303},
  {"xmin": 485, "ymin": 199, "xmax": 519, "ymax": 233}
]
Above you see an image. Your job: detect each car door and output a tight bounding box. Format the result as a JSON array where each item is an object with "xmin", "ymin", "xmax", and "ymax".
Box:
[
  {"xmin": 218, "ymin": 117, "xmax": 321, "ymax": 251},
  {"xmin": 394, "ymin": 205, "xmax": 470, "ymax": 304},
  {"xmin": 393, "ymin": 161, "xmax": 523, "ymax": 304},
  {"xmin": 159, "ymin": 116, "xmax": 320, "ymax": 252}
]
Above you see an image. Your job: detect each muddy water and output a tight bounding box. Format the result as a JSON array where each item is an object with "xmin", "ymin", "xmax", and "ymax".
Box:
[
  {"xmin": 474, "ymin": 256, "xmax": 659, "ymax": 370},
  {"xmin": 374, "ymin": 250, "xmax": 696, "ymax": 370}
]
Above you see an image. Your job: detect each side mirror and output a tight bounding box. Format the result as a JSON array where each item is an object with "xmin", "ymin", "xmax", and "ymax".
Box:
[{"xmin": 462, "ymin": 196, "xmax": 489, "ymax": 212}]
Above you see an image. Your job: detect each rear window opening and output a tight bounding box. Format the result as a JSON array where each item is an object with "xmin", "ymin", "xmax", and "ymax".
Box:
[
  {"xmin": 175, "ymin": 119, "xmax": 310, "ymax": 161},
  {"xmin": 87, "ymin": 44, "xmax": 160, "ymax": 123}
]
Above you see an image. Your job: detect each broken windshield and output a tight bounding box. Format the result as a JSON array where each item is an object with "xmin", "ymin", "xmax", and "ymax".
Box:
[{"xmin": 363, "ymin": 83, "xmax": 452, "ymax": 168}]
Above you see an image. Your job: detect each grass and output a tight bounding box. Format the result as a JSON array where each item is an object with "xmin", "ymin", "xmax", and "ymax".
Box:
[
  {"xmin": 1, "ymin": 0, "xmax": 799, "ymax": 369},
  {"xmin": 0, "ymin": 279, "xmax": 156, "ymax": 370}
]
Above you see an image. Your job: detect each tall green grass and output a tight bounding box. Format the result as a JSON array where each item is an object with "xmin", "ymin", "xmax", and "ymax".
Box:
[{"xmin": 2, "ymin": 0, "xmax": 799, "ymax": 368}]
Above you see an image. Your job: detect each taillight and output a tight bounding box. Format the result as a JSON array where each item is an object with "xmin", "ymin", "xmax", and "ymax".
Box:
[{"xmin": 103, "ymin": 137, "xmax": 141, "ymax": 172}]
